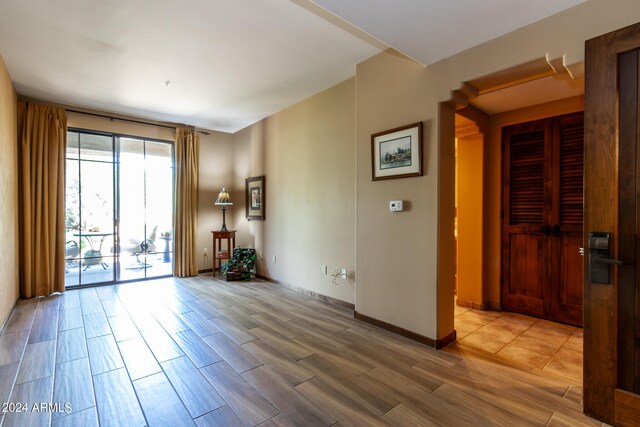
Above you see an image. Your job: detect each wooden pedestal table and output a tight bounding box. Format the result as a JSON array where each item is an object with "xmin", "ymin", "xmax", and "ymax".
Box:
[{"xmin": 211, "ymin": 230, "xmax": 236, "ymax": 275}]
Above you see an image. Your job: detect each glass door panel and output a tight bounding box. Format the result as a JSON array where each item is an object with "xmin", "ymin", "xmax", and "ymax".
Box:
[
  {"xmin": 117, "ymin": 137, "xmax": 174, "ymax": 281},
  {"xmin": 65, "ymin": 132, "xmax": 115, "ymax": 286},
  {"xmin": 119, "ymin": 138, "xmax": 148, "ymax": 281},
  {"xmin": 65, "ymin": 137, "xmax": 81, "ymax": 283},
  {"xmin": 145, "ymin": 141, "xmax": 174, "ymax": 278}
]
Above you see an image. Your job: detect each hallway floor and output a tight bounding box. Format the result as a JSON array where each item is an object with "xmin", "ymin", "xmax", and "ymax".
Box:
[{"xmin": 454, "ymin": 305, "xmax": 583, "ymax": 385}]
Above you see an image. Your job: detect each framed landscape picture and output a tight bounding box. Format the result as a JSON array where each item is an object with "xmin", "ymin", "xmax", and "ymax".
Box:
[
  {"xmin": 245, "ymin": 176, "xmax": 265, "ymax": 220},
  {"xmin": 371, "ymin": 122, "xmax": 423, "ymax": 180}
]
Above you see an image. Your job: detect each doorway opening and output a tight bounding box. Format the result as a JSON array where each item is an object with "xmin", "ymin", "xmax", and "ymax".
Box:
[
  {"xmin": 64, "ymin": 129, "xmax": 175, "ymax": 287},
  {"xmin": 449, "ymin": 68, "xmax": 585, "ymax": 385}
]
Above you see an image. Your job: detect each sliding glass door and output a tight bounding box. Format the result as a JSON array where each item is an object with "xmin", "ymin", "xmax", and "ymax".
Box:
[{"xmin": 65, "ymin": 130, "xmax": 174, "ymax": 287}]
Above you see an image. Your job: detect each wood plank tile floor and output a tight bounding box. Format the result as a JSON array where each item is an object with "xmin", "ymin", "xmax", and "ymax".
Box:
[{"xmin": 0, "ymin": 276, "xmax": 604, "ymax": 427}]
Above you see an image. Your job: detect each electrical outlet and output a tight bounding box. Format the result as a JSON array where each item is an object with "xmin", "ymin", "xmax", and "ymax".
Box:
[
  {"xmin": 203, "ymin": 248, "xmax": 208, "ymax": 256},
  {"xmin": 340, "ymin": 268, "xmax": 348, "ymax": 279},
  {"xmin": 272, "ymin": 255, "xmax": 277, "ymax": 263},
  {"xmin": 258, "ymin": 252, "xmax": 263, "ymax": 260},
  {"xmin": 322, "ymin": 265, "xmax": 327, "ymax": 275}
]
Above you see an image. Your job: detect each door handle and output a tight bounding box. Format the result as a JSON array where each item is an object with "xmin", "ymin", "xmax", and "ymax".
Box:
[
  {"xmin": 540, "ymin": 224, "xmax": 551, "ymax": 237},
  {"xmin": 592, "ymin": 256, "xmax": 623, "ymax": 265},
  {"xmin": 551, "ymin": 224, "xmax": 561, "ymax": 237},
  {"xmin": 588, "ymin": 231, "xmax": 621, "ymax": 284}
]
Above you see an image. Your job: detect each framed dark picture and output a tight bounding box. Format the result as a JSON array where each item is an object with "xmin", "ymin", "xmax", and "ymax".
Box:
[
  {"xmin": 371, "ymin": 121, "xmax": 423, "ymax": 180},
  {"xmin": 245, "ymin": 176, "xmax": 265, "ymax": 220}
]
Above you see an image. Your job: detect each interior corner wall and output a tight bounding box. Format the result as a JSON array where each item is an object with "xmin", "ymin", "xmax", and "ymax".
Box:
[
  {"xmin": 436, "ymin": 102, "xmax": 456, "ymax": 340},
  {"xmin": 457, "ymin": 133, "xmax": 484, "ymax": 308},
  {"xmin": 485, "ymin": 95, "xmax": 585, "ymax": 306},
  {"xmin": 231, "ymin": 122, "xmax": 265, "ymax": 263},
  {"xmin": 231, "ymin": 78, "xmax": 356, "ymax": 304},
  {"xmin": 197, "ymin": 131, "xmax": 234, "ymax": 272},
  {"xmin": 0, "ymin": 55, "xmax": 19, "ymax": 327}
]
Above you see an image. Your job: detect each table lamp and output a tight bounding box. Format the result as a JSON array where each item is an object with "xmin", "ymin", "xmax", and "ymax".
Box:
[{"xmin": 215, "ymin": 188, "xmax": 233, "ymax": 231}]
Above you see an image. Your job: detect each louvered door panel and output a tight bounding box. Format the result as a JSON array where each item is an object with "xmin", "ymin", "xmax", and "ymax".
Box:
[
  {"xmin": 509, "ymin": 131, "xmax": 545, "ymax": 225},
  {"xmin": 559, "ymin": 119, "xmax": 584, "ymax": 227}
]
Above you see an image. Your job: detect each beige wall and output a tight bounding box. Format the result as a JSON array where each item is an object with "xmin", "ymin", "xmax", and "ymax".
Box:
[
  {"xmin": 198, "ymin": 131, "xmax": 235, "ymax": 271},
  {"xmin": 231, "ymin": 123, "xmax": 265, "ymax": 253},
  {"xmin": 232, "ymin": 79, "xmax": 356, "ymax": 304},
  {"xmin": 0, "ymin": 55, "xmax": 19, "ymax": 328},
  {"xmin": 355, "ymin": 51, "xmax": 438, "ymax": 336},
  {"xmin": 456, "ymin": 133, "xmax": 483, "ymax": 307},
  {"xmin": 354, "ymin": 0, "xmax": 640, "ymax": 341}
]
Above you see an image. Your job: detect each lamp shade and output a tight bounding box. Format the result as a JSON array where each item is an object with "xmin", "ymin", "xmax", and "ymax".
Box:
[{"xmin": 215, "ymin": 188, "xmax": 233, "ymax": 206}]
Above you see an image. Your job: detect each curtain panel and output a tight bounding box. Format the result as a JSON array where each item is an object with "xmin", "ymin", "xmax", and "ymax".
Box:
[
  {"xmin": 173, "ymin": 127, "xmax": 199, "ymax": 277},
  {"xmin": 18, "ymin": 102, "xmax": 67, "ymax": 297}
]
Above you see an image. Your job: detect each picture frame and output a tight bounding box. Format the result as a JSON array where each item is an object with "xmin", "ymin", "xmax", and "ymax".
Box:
[
  {"xmin": 245, "ymin": 176, "xmax": 265, "ymax": 220},
  {"xmin": 371, "ymin": 121, "xmax": 423, "ymax": 180}
]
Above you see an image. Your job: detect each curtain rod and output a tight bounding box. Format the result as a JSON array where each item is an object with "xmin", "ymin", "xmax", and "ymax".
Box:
[
  {"xmin": 66, "ymin": 109, "xmax": 177, "ymax": 130},
  {"xmin": 65, "ymin": 109, "xmax": 211, "ymax": 135}
]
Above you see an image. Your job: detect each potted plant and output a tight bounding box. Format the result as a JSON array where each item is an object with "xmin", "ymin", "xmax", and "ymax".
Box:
[{"xmin": 220, "ymin": 248, "xmax": 257, "ymax": 281}]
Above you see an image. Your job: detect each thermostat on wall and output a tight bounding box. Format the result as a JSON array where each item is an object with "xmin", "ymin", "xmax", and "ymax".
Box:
[{"xmin": 390, "ymin": 200, "xmax": 404, "ymax": 212}]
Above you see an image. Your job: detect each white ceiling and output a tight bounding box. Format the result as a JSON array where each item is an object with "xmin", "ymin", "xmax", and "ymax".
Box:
[
  {"xmin": 310, "ymin": 0, "xmax": 587, "ymax": 66},
  {"xmin": 0, "ymin": 0, "xmax": 587, "ymax": 133}
]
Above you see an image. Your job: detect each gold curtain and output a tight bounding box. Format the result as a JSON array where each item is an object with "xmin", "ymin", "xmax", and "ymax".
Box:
[
  {"xmin": 173, "ymin": 127, "xmax": 199, "ymax": 277},
  {"xmin": 18, "ymin": 102, "xmax": 67, "ymax": 297}
]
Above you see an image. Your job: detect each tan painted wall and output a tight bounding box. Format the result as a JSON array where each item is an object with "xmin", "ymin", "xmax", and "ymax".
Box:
[
  {"xmin": 231, "ymin": 123, "xmax": 265, "ymax": 255},
  {"xmin": 485, "ymin": 95, "xmax": 584, "ymax": 306},
  {"xmin": 355, "ymin": 51, "xmax": 438, "ymax": 336},
  {"xmin": 355, "ymin": 0, "xmax": 640, "ymax": 341},
  {"xmin": 0, "ymin": 55, "xmax": 19, "ymax": 328},
  {"xmin": 456, "ymin": 133, "xmax": 483, "ymax": 307},
  {"xmin": 232, "ymin": 79, "xmax": 356, "ymax": 304},
  {"xmin": 198, "ymin": 131, "xmax": 235, "ymax": 272}
]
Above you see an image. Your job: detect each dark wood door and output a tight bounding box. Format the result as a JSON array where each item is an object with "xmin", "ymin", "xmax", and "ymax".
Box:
[
  {"xmin": 502, "ymin": 119, "xmax": 550, "ymax": 319},
  {"xmin": 502, "ymin": 113, "xmax": 583, "ymax": 326},
  {"xmin": 617, "ymin": 47, "xmax": 640, "ymax": 414},
  {"xmin": 584, "ymin": 22, "xmax": 640, "ymax": 425}
]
